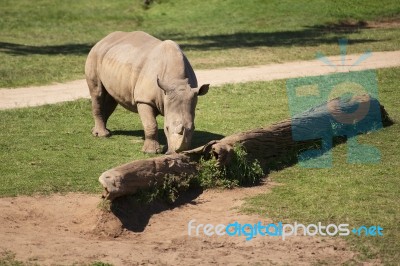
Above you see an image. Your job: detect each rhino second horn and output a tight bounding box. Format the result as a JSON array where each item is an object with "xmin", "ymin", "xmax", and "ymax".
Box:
[{"xmin": 157, "ymin": 77, "xmax": 174, "ymax": 92}]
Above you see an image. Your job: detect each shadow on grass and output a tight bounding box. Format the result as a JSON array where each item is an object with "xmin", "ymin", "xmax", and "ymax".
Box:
[
  {"xmin": 0, "ymin": 42, "xmax": 93, "ymax": 56},
  {"xmin": 256, "ymin": 102, "xmax": 394, "ymax": 174},
  {"xmin": 110, "ymin": 187, "xmax": 203, "ymax": 232},
  {"xmin": 158, "ymin": 22, "xmax": 379, "ymax": 51},
  {"xmin": 112, "ymin": 129, "xmax": 224, "ymax": 149},
  {"xmin": 257, "ymin": 104, "xmax": 394, "ymax": 173},
  {"xmin": 0, "ymin": 21, "xmax": 380, "ymax": 56}
]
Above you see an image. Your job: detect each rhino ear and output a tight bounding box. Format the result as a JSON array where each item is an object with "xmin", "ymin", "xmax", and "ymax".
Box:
[
  {"xmin": 197, "ymin": 84, "xmax": 209, "ymax": 96},
  {"xmin": 157, "ymin": 77, "xmax": 174, "ymax": 93}
]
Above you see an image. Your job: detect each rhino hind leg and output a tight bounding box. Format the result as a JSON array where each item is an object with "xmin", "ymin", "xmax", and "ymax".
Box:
[
  {"xmin": 137, "ymin": 103, "xmax": 162, "ymax": 154},
  {"xmin": 89, "ymin": 80, "xmax": 118, "ymax": 137}
]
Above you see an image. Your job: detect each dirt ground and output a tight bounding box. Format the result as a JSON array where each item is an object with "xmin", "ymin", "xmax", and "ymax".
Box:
[{"xmin": 0, "ymin": 180, "xmax": 368, "ymax": 265}]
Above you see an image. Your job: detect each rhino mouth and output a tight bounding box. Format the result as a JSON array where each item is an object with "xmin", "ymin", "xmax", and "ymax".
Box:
[{"xmin": 167, "ymin": 128, "xmax": 192, "ymax": 154}]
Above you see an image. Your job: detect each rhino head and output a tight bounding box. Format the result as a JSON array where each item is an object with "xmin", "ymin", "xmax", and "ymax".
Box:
[{"xmin": 157, "ymin": 78, "xmax": 209, "ymax": 154}]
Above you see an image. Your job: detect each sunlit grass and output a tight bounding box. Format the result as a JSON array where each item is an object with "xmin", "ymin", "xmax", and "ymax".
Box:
[{"xmin": 242, "ymin": 67, "xmax": 400, "ymax": 264}]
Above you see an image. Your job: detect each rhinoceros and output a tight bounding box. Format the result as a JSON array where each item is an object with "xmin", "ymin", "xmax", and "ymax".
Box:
[{"xmin": 85, "ymin": 31, "xmax": 209, "ymax": 154}]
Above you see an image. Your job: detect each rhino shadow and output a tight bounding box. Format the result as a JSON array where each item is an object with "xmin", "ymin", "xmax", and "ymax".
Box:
[
  {"xmin": 110, "ymin": 187, "xmax": 203, "ymax": 232},
  {"xmin": 111, "ymin": 129, "xmax": 225, "ymax": 148}
]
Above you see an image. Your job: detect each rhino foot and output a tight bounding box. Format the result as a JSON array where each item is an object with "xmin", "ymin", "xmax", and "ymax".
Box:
[
  {"xmin": 92, "ymin": 127, "xmax": 111, "ymax": 137},
  {"xmin": 142, "ymin": 139, "xmax": 162, "ymax": 154}
]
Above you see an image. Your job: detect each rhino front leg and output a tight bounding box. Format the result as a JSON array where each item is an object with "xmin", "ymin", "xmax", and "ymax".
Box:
[{"xmin": 137, "ymin": 103, "xmax": 162, "ymax": 154}]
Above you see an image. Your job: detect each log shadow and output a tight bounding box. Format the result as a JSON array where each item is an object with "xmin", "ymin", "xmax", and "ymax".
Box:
[
  {"xmin": 264, "ymin": 136, "xmax": 348, "ymax": 172},
  {"xmin": 110, "ymin": 187, "xmax": 203, "ymax": 232},
  {"xmin": 254, "ymin": 105, "xmax": 394, "ymax": 173}
]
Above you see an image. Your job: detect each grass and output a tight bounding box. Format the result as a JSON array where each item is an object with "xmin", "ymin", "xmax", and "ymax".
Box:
[
  {"xmin": 0, "ymin": 65, "xmax": 399, "ymax": 263},
  {"xmin": 242, "ymin": 69, "xmax": 400, "ymax": 264},
  {"xmin": 196, "ymin": 145, "xmax": 264, "ymax": 189},
  {"xmin": 1, "ymin": 0, "xmax": 400, "ymax": 87},
  {"xmin": 0, "ymin": 251, "xmax": 25, "ymax": 266},
  {"xmin": 0, "ymin": 78, "xmax": 287, "ymax": 196}
]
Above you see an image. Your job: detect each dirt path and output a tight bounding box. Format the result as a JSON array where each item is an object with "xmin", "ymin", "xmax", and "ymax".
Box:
[
  {"xmin": 1, "ymin": 50, "xmax": 399, "ymax": 110},
  {"xmin": 0, "ymin": 183, "xmax": 365, "ymax": 265}
]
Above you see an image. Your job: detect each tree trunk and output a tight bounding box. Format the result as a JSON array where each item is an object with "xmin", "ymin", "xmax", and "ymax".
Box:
[{"xmin": 99, "ymin": 95, "xmax": 392, "ymax": 200}]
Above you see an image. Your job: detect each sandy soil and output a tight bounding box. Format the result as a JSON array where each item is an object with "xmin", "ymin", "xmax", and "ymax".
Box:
[
  {"xmin": 0, "ymin": 181, "xmax": 367, "ymax": 265},
  {"xmin": 0, "ymin": 50, "xmax": 399, "ymax": 110}
]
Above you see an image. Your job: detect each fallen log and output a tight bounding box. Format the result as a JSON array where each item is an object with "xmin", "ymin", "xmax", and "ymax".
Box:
[
  {"xmin": 99, "ymin": 95, "xmax": 392, "ymax": 200},
  {"xmin": 99, "ymin": 154, "xmax": 198, "ymax": 200}
]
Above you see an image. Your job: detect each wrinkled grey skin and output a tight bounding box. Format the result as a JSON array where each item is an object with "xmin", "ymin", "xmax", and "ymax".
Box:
[{"xmin": 85, "ymin": 31, "xmax": 209, "ymax": 154}]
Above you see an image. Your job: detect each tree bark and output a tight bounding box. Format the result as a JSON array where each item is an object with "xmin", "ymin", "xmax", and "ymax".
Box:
[{"xmin": 99, "ymin": 95, "xmax": 392, "ymax": 200}]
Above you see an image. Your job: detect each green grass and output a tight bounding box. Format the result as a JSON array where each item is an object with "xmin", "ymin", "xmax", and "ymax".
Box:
[
  {"xmin": 242, "ymin": 69, "xmax": 400, "ymax": 264},
  {"xmin": 196, "ymin": 145, "xmax": 264, "ymax": 189},
  {"xmin": 0, "ymin": 67, "xmax": 399, "ymax": 263},
  {"xmin": 1, "ymin": 0, "xmax": 400, "ymax": 87},
  {"xmin": 0, "ymin": 79, "xmax": 288, "ymax": 196}
]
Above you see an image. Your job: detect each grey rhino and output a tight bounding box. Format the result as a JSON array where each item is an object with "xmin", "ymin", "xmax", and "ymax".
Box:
[{"xmin": 85, "ymin": 31, "xmax": 209, "ymax": 154}]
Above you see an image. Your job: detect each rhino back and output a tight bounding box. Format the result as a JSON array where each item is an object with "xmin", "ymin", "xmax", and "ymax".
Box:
[{"xmin": 85, "ymin": 31, "xmax": 196, "ymax": 114}]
